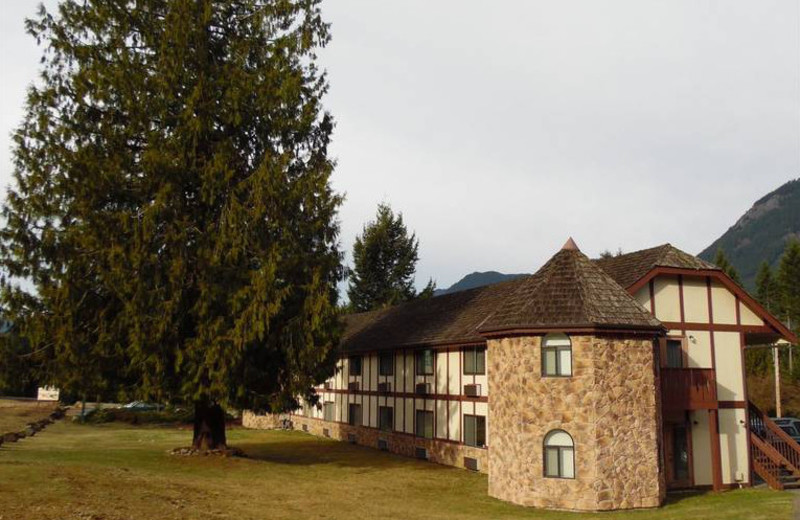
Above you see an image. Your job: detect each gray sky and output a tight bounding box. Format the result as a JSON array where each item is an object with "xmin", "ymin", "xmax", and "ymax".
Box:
[{"xmin": 2, "ymin": 1, "xmax": 799, "ymax": 292}]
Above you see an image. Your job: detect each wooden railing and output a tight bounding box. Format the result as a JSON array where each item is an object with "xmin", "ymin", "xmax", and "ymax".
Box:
[
  {"xmin": 661, "ymin": 368, "xmax": 717, "ymax": 411},
  {"xmin": 750, "ymin": 433, "xmax": 787, "ymax": 490},
  {"xmin": 749, "ymin": 401, "xmax": 800, "ymax": 476}
]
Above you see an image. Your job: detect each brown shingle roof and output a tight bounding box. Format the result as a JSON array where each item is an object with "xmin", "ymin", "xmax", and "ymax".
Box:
[
  {"xmin": 341, "ymin": 277, "xmax": 525, "ymax": 353},
  {"xmin": 478, "ymin": 247, "xmax": 662, "ymax": 334},
  {"xmin": 341, "ymin": 241, "xmax": 663, "ymax": 353},
  {"xmin": 593, "ymin": 244, "xmax": 717, "ymax": 289}
]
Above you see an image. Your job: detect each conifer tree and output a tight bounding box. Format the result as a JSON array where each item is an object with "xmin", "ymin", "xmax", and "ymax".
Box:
[
  {"xmin": 347, "ymin": 204, "xmax": 434, "ymax": 312},
  {"xmin": 778, "ymin": 239, "xmax": 800, "ymax": 333},
  {"xmin": 755, "ymin": 261, "xmax": 783, "ymax": 315},
  {"xmin": 713, "ymin": 248, "xmax": 742, "ymax": 285},
  {"xmin": 0, "ymin": 0, "xmax": 342, "ymax": 449}
]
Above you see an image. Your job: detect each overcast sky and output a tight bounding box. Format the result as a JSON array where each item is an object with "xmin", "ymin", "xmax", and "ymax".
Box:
[{"xmin": 1, "ymin": 1, "xmax": 798, "ymax": 292}]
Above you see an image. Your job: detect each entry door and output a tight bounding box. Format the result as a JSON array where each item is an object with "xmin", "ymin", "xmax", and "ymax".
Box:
[{"xmin": 665, "ymin": 423, "xmax": 692, "ymax": 489}]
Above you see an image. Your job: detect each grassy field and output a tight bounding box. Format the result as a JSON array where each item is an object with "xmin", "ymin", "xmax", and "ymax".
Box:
[
  {"xmin": 0, "ymin": 422, "xmax": 793, "ymax": 520},
  {"xmin": 0, "ymin": 399, "xmax": 57, "ymax": 433}
]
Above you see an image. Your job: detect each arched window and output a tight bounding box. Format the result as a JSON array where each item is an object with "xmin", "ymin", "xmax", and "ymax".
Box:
[
  {"xmin": 541, "ymin": 333, "xmax": 572, "ymax": 377},
  {"xmin": 544, "ymin": 430, "xmax": 575, "ymax": 479}
]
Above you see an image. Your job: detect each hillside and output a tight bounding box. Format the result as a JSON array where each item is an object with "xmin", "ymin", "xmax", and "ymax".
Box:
[
  {"xmin": 434, "ymin": 271, "xmax": 527, "ymax": 296},
  {"xmin": 699, "ymin": 178, "xmax": 800, "ymax": 289}
]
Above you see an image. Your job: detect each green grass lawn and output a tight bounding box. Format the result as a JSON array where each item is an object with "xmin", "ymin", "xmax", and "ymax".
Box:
[
  {"xmin": 0, "ymin": 422, "xmax": 793, "ymax": 520},
  {"xmin": 0, "ymin": 399, "xmax": 57, "ymax": 433}
]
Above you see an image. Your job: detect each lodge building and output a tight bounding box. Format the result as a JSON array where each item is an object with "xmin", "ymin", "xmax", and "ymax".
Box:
[{"xmin": 244, "ymin": 239, "xmax": 799, "ymax": 512}]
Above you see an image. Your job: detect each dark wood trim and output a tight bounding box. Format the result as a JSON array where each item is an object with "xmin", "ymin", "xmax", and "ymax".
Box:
[
  {"xmin": 627, "ymin": 268, "xmax": 797, "ymax": 343},
  {"xmin": 649, "ymin": 279, "xmax": 656, "ymax": 316},
  {"xmin": 718, "ymin": 401, "xmax": 746, "ymax": 409},
  {"xmin": 709, "ymin": 409, "xmax": 724, "ymax": 491},
  {"xmin": 660, "ymin": 322, "xmax": 774, "ymax": 334}
]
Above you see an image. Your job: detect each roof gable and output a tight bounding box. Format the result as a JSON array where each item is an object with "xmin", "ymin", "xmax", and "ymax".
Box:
[{"xmin": 594, "ymin": 244, "xmax": 717, "ymax": 289}]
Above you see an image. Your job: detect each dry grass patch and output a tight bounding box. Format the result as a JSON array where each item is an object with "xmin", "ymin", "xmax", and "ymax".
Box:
[{"xmin": 0, "ymin": 422, "xmax": 793, "ymax": 520}]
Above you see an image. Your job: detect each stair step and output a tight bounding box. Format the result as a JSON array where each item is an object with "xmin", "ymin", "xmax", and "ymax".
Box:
[{"xmin": 782, "ymin": 481, "xmax": 800, "ymax": 490}]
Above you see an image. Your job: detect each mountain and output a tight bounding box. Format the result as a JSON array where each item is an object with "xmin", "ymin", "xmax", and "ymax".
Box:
[
  {"xmin": 699, "ymin": 178, "xmax": 800, "ymax": 289},
  {"xmin": 434, "ymin": 271, "xmax": 528, "ymax": 296}
]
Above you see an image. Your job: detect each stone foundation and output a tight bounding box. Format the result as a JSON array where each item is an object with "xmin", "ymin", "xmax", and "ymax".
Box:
[
  {"xmin": 242, "ymin": 411, "xmax": 488, "ymax": 473},
  {"xmin": 487, "ymin": 334, "xmax": 665, "ymax": 511}
]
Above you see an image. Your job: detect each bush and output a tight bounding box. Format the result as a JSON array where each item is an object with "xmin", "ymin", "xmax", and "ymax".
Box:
[{"xmin": 80, "ymin": 406, "xmax": 194, "ymax": 425}]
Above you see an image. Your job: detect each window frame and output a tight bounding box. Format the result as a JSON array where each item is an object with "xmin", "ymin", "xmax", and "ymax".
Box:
[
  {"xmin": 415, "ymin": 409, "xmax": 434, "ymax": 439},
  {"xmin": 379, "ymin": 352, "xmax": 394, "ymax": 376},
  {"xmin": 378, "ymin": 406, "xmax": 394, "ymax": 432},
  {"xmin": 348, "ymin": 403, "xmax": 362, "ymax": 427},
  {"xmin": 415, "ymin": 349, "xmax": 434, "ymax": 376},
  {"xmin": 543, "ymin": 430, "xmax": 575, "ymax": 479},
  {"xmin": 323, "ymin": 401, "xmax": 335, "ymax": 422},
  {"xmin": 463, "ymin": 346, "xmax": 486, "ymax": 375},
  {"xmin": 541, "ymin": 333, "xmax": 572, "ymax": 377},
  {"xmin": 463, "ymin": 414, "xmax": 487, "ymax": 448},
  {"xmin": 349, "ymin": 355, "xmax": 363, "ymax": 377}
]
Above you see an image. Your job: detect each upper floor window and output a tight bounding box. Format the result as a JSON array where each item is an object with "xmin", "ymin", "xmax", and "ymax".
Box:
[
  {"xmin": 544, "ymin": 430, "xmax": 575, "ymax": 479},
  {"xmin": 542, "ymin": 333, "xmax": 572, "ymax": 377},
  {"xmin": 379, "ymin": 352, "xmax": 394, "ymax": 376},
  {"xmin": 464, "ymin": 346, "xmax": 486, "ymax": 375},
  {"xmin": 349, "ymin": 355, "xmax": 362, "ymax": 377},
  {"xmin": 416, "ymin": 349, "xmax": 434, "ymax": 375}
]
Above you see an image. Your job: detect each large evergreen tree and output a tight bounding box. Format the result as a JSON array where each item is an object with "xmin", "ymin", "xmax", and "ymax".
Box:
[
  {"xmin": 713, "ymin": 247, "xmax": 742, "ymax": 285},
  {"xmin": 778, "ymin": 239, "xmax": 800, "ymax": 333},
  {"xmin": 0, "ymin": 0, "xmax": 343, "ymax": 449},
  {"xmin": 347, "ymin": 203, "xmax": 434, "ymax": 312}
]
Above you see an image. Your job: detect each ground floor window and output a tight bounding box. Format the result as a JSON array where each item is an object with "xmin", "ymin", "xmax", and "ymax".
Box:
[
  {"xmin": 415, "ymin": 410, "xmax": 433, "ymax": 439},
  {"xmin": 544, "ymin": 430, "xmax": 575, "ymax": 479},
  {"xmin": 379, "ymin": 406, "xmax": 394, "ymax": 432},
  {"xmin": 323, "ymin": 401, "xmax": 335, "ymax": 422},
  {"xmin": 348, "ymin": 403, "xmax": 362, "ymax": 426},
  {"xmin": 463, "ymin": 415, "xmax": 486, "ymax": 447}
]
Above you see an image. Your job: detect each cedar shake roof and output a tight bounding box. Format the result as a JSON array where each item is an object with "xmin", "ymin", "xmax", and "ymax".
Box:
[
  {"xmin": 593, "ymin": 244, "xmax": 717, "ymax": 289},
  {"xmin": 341, "ymin": 240, "xmax": 662, "ymax": 353},
  {"xmin": 478, "ymin": 243, "xmax": 662, "ymax": 334}
]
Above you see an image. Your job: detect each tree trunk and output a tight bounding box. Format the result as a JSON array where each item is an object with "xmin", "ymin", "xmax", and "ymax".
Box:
[{"xmin": 192, "ymin": 399, "xmax": 227, "ymax": 450}]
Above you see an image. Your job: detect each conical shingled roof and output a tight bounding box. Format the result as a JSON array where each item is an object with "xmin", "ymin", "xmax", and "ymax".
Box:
[{"xmin": 479, "ymin": 243, "xmax": 663, "ymax": 334}]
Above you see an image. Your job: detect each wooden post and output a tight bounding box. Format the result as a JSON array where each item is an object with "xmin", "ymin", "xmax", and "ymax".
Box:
[
  {"xmin": 774, "ymin": 345, "xmax": 782, "ymax": 418},
  {"xmin": 709, "ymin": 409, "xmax": 724, "ymax": 491}
]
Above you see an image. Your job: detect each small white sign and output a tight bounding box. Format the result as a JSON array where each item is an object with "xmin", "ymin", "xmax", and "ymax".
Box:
[{"xmin": 37, "ymin": 386, "xmax": 60, "ymax": 401}]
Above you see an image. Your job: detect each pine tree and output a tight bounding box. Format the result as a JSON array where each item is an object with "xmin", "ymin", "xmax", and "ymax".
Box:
[
  {"xmin": 713, "ymin": 248, "xmax": 742, "ymax": 285},
  {"xmin": 755, "ymin": 261, "xmax": 783, "ymax": 315},
  {"xmin": 0, "ymin": 0, "xmax": 342, "ymax": 449},
  {"xmin": 778, "ymin": 239, "xmax": 800, "ymax": 334},
  {"xmin": 347, "ymin": 204, "xmax": 434, "ymax": 312}
]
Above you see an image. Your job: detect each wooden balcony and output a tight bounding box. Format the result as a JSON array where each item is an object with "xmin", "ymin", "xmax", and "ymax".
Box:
[{"xmin": 661, "ymin": 368, "xmax": 717, "ymax": 411}]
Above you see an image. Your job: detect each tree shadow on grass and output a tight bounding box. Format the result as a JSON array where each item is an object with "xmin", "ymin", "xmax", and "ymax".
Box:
[{"xmin": 235, "ymin": 431, "xmax": 460, "ymax": 472}]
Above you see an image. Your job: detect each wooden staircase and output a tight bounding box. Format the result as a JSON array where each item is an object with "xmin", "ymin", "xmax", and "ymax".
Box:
[{"xmin": 749, "ymin": 402, "xmax": 800, "ymax": 490}]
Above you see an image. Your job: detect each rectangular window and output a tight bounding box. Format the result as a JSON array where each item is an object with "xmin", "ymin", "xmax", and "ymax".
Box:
[
  {"xmin": 349, "ymin": 355, "xmax": 362, "ymax": 377},
  {"xmin": 348, "ymin": 403, "xmax": 362, "ymax": 426},
  {"xmin": 415, "ymin": 409, "xmax": 433, "ymax": 439},
  {"xmin": 463, "ymin": 347, "xmax": 486, "ymax": 375},
  {"xmin": 323, "ymin": 401, "xmax": 335, "ymax": 422},
  {"xmin": 379, "ymin": 406, "xmax": 394, "ymax": 432},
  {"xmin": 416, "ymin": 349, "xmax": 434, "ymax": 375},
  {"xmin": 463, "ymin": 415, "xmax": 486, "ymax": 447},
  {"xmin": 666, "ymin": 339, "xmax": 683, "ymax": 368},
  {"xmin": 545, "ymin": 446, "xmax": 575, "ymax": 478},
  {"xmin": 379, "ymin": 352, "xmax": 394, "ymax": 376},
  {"xmin": 542, "ymin": 335, "xmax": 572, "ymax": 377}
]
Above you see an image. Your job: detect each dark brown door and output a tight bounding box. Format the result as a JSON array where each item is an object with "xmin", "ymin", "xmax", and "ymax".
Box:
[{"xmin": 664, "ymin": 422, "xmax": 693, "ymax": 489}]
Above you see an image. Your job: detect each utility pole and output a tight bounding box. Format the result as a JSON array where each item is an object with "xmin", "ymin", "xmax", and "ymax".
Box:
[{"xmin": 774, "ymin": 344, "xmax": 782, "ymax": 418}]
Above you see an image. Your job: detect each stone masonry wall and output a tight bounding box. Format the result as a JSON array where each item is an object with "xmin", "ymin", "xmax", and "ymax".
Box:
[
  {"xmin": 487, "ymin": 334, "xmax": 664, "ymax": 511},
  {"xmin": 242, "ymin": 411, "xmax": 488, "ymax": 473}
]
